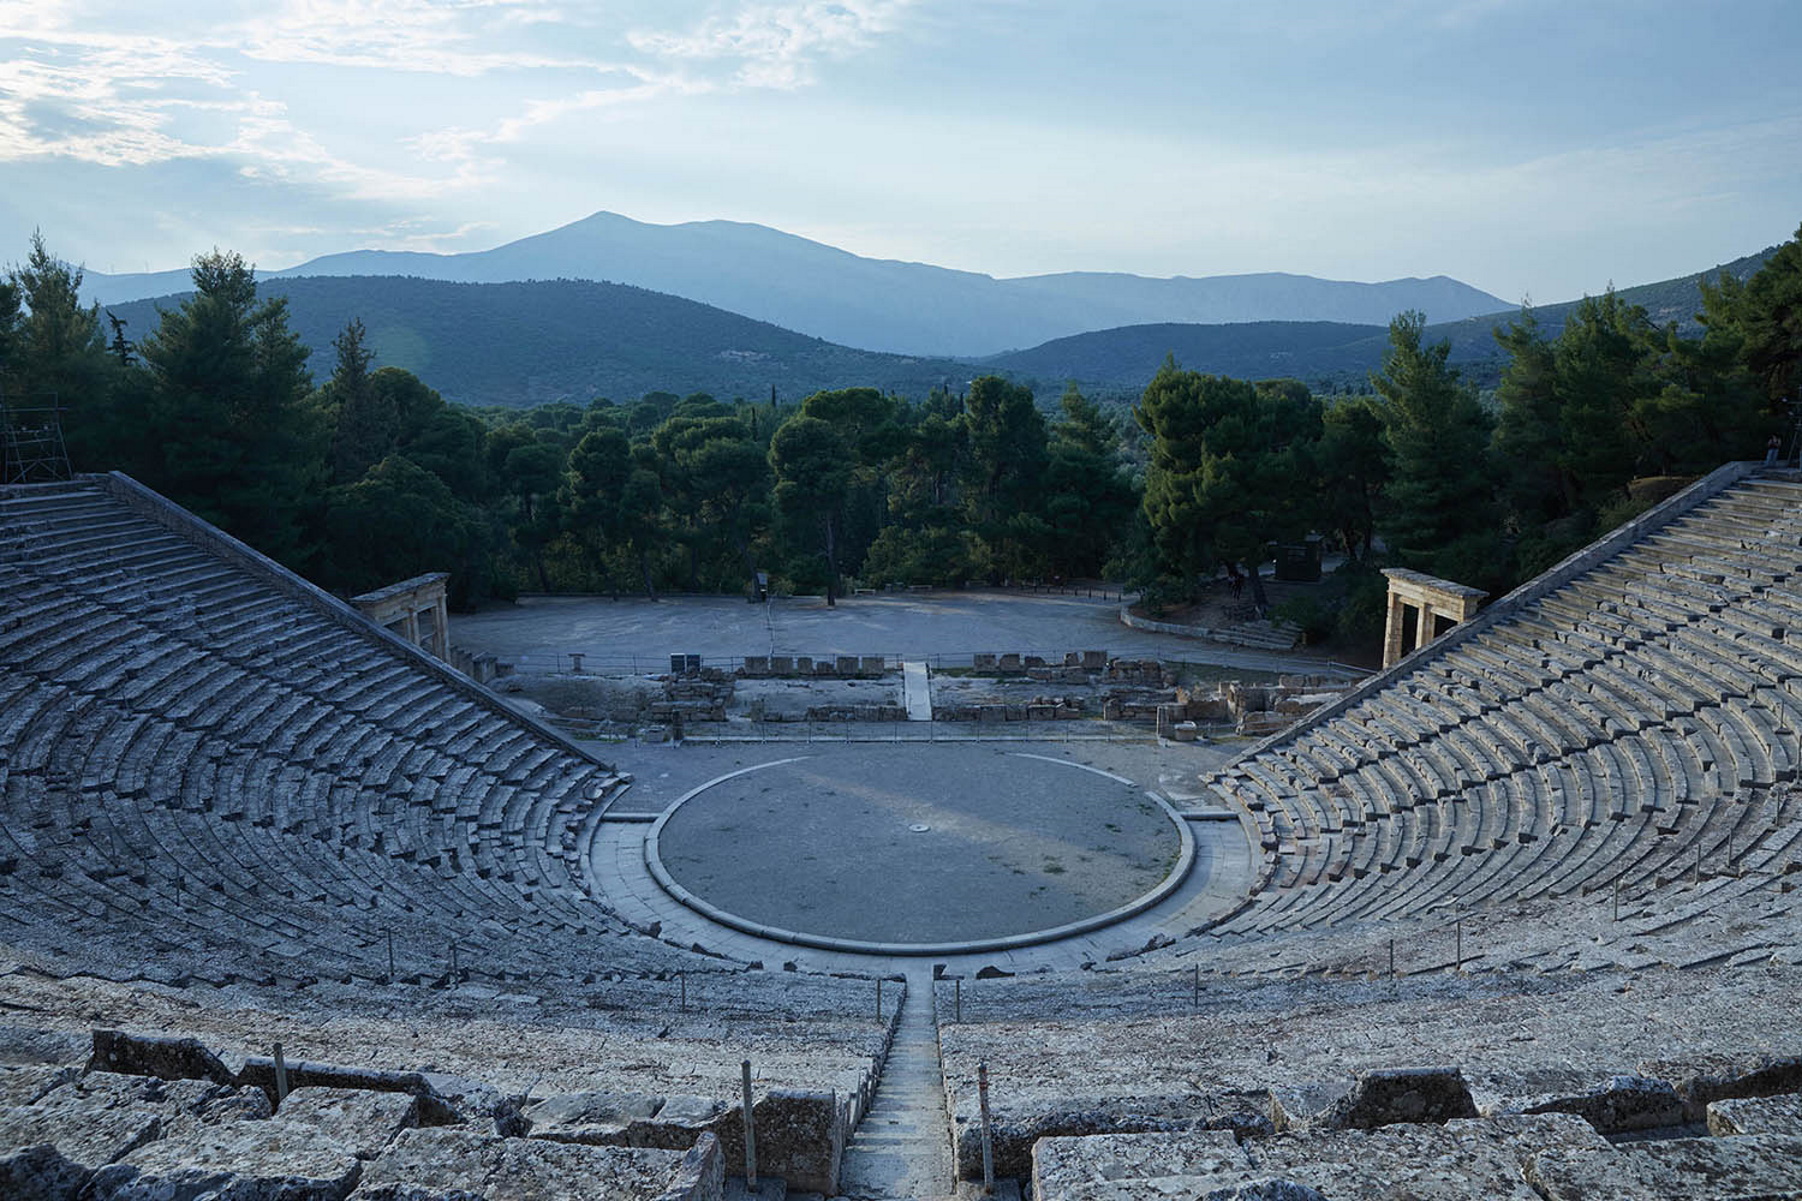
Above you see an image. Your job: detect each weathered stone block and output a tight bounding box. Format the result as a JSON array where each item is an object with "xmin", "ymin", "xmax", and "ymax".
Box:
[
  {"xmin": 1525, "ymin": 1133, "xmax": 1802, "ymax": 1200},
  {"xmin": 1641, "ymin": 1053, "xmax": 1802, "ymax": 1119},
  {"xmin": 712, "ymin": 1089, "xmax": 843, "ymax": 1195},
  {"xmin": 1320, "ymin": 1066, "xmax": 1479, "ymax": 1130},
  {"xmin": 279, "ymin": 1086, "xmax": 418, "ymax": 1159},
  {"xmin": 1081, "ymin": 650, "xmax": 1108, "ymax": 670},
  {"xmin": 768, "ymin": 657, "xmax": 793, "ymax": 675},
  {"xmin": 627, "ymin": 1096, "xmax": 731, "ymax": 1150},
  {"xmin": 84, "ymin": 1118, "xmax": 360, "ymax": 1201},
  {"xmin": 89, "ymin": 1030, "xmax": 233, "ymax": 1085},
  {"xmin": 1708, "ymin": 1092, "xmax": 1802, "ymax": 1136},
  {"xmin": 835, "ymin": 656, "xmax": 859, "ymax": 675},
  {"xmin": 742, "ymin": 656, "xmax": 769, "ymax": 676},
  {"xmin": 998, "ymin": 653, "xmax": 1022, "ymax": 671},
  {"xmin": 859, "ymin": 656, "xmax": 885, "ymax": 675},
  {"xmin": 1033, "ymin": 1130, "xmax": 1248, "ymax": 1201},
  {"xmin": 235, "ymin": 1060, "xmax": 465, "ymax": 1126},
  {"xmin": 973, "ymin": 653, "xmax": 997, "ymax": 669},
  {"xmin": 1519, "ymin": 1074, "xmax": 1684, "ymax": 1133},
  {"xmin": 524, "ymin": 1092, "xmax": 661, "ymax": 1146},
  {"xmin": 351, "ymin": 1125, "xmax": 500, "ymax": 1199},
  {"xmin": 0, "ymin": 1142, "xmax": 93, "ymax": 1201}
]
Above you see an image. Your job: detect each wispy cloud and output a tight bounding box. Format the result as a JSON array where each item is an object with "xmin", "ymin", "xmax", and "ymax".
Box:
[{"xmin": 628, "ymin": 0, "xmax": 918, "ymax": 88}]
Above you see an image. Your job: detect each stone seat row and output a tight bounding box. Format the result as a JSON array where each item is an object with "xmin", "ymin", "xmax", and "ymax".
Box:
[{"xmin": 0, "ymin": 480, "xmax": 725, "ymax": 991}]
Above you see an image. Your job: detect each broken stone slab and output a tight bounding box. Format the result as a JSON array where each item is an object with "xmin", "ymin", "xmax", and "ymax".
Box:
[
  {"xmin": 152, "ymin": 1077, "xmax": 274, "ymax": 1140},
  {"xmin": 235, "ymin": 1059, "xmax": 467, "ymax": 1125},
  {"xmin": 1239, "ymin": 1116, "xmax": 1595, "ymax": 1201},
  {"xmin": 628, "ymin": 1096, "xmax": 732, "ymax": 1150},
  {"xmin": 1031, "ymin": 1116, "xmax": 1600, "ymax": 1201},
  {"xmin": 1639, "ymin": 1053, "xmax": 1802, "ymax": 1120},
  {"xmin": 711, "ymin": 1089, "xmax": 843, "ymax": 1196},
  {"xmin": 523, "ymin": 1091, "xmax": 661, "ymax": 1146},
  {"xmin": 1709, "ymin": 1092, "xmax": 1802, "ymax": 1137},
  {"xmin": 1032, "ymin": 1130, "xmax": 1248, "ymax": 1201},
  {"xmin": 350, "ymin": 1125, "xmax": 500, "ymax": 1199},
  {"xmin": 85, "ymin": 1118, "xmax": 361, "ymax": 1201},
  {"xmin": 0, "ymin": 1101, "xmax": 162, "ymax": 1188},
  {"xmin": 1285, "ymin": 1066, "xmax": 1491, "ymax": 1134},
  {"xmin": 89, "ymin": 1029, "xmax": 234, "ymax": 1085},
  {"xmin": 0, "ymin": 1065, "xmax": 80, "ymax": 1109},
  {"xmin": 958, "ymin": 1092, "xmax": 1267, "ymax": 1182},
  {"xmin": 1525, "ymin": 1133, "xmax": 1802, "ymax": 1200},
  {"xmin": 0, "ymin": 1024, "xmax": 88, "ymax": 1069},
  {"xmin": 355, "ymin": 1125, "xmax": 723, "ymax": 1201},
  {"xmin": 1516, "ymin": 1074, "xmax": 1685, "ymax": 1133},
  {"xmin": 0, "ymin": 1142, "xmax": 94, "ymax": 1201},
  {"xmin": 279, "ymin": 1086, "xmax": 418, "ymax": 1159}
]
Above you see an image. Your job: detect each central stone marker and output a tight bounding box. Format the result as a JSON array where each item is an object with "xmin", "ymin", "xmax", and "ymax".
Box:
[{"xmin": 646, "ymin": 745, "xmax": 1189, "ymax": 952}]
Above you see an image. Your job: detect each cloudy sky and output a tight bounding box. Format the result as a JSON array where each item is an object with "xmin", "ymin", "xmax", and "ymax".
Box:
[{"xmin": 2, "ymin": 0, "xmax": 1798, "ymax": 304}]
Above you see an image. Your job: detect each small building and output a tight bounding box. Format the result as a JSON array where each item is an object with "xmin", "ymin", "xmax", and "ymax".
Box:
[
  {"xmin": 351, "ymin": 572, "xmax": 450, "ymax": 662},
  {"xmin": 1380, "ymin": 568, "xmax": 1486, "ymax": 668}
]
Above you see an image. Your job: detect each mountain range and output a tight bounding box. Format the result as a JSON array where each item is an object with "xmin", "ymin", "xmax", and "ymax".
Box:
[
  {"xmin": 86, "ymin": 213, "xmax": 1776, "ymax": 410},
  {"xmin": 80, "ymin": 210, "xmax": 1510, "ymax": 358}
]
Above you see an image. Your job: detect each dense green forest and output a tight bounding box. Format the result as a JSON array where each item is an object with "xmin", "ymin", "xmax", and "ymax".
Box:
[{"xmin": 3, "ymin": 226, "xmax": 1797, "ymax": 649}]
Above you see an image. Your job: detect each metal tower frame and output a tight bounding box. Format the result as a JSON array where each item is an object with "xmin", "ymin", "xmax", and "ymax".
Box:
[{"xmin": 0, "ymin": 384, "xmax": 73, "ymax": 485}]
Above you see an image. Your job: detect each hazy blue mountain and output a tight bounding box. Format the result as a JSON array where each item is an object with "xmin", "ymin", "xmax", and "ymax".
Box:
[
  {"xmin": 988, "ymin": 245, "xmax": 1784, "ymax": 397},
  {"xmin": 81, "ymin": 210, "xmax": 1511, "ymax": 357},
  {"xmin": 101, "ymin": 275, "xmax": 978, "ymax": 409}
]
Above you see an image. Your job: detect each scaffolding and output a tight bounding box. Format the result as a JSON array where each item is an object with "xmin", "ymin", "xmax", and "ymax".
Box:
[{"xmin": 0, "ymin": 385, "xmax": 73, "ymax": 484}]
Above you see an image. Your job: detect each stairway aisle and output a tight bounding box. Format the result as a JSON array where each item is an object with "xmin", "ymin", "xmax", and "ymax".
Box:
[
  {"xmin": 837, "ymin": 971, "xmax": 954, "ymax": 1200},
  {"xmin": 903, "ymin": 661, "xmax": 933, "ymax": 722}
]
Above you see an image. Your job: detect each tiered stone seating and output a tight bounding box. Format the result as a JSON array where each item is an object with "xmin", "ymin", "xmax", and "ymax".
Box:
[
  {"xmin": 0, "ymin": 475, "xmax": 901, "ymax": 1195},
  {"xmin": 1186, "ymin": 471, "xmax": 1802, "ymax": 943}
]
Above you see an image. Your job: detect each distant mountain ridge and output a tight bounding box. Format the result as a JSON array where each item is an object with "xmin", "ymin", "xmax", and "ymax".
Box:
[
  {"xmin": 101, "ymin": 275, "xmax": 977, "ymax": 408},
  {"xmin": 79, "ymin": 210, "xmax": 1510, "ymax": 357},
  {"xmin": 988, "ymin": 245, "xmax": 1783, "ymax": 396},
  {"xmin": 95, "ymin": 243, "xmax": 1777, "ymax": 412}
]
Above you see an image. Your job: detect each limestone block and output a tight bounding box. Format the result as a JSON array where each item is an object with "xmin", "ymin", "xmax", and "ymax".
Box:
[
  {"xmin": 0, "ymin": 1066, "xmax": 79, "ymax": 1109},
  {"xmin": 85, "ymin": 1118, "xmax": 360, "ymax": 1201},
  {"xmin": 89, "ymin": 1029, "xmax": 233, "ymax": 1085},
  {"xmin": 1709, "ymin": 1092, "xmax": 1802, "ymax": 1136},
  {"xmin": 0, "ymin": 1101, "xmax": 162, "ymax": 1182},
  {"xmin": 279, "ymin": 1087, "xmax": 419, "ymax": 1159},
  {"xmin": 0, "ymin": 1025, "xmax": 88, "ymax": 1069},
  {"xmin": 1081, "ymin": 651, "xmax": 1108, "ymax": 670},
  {"xmin": 0, "ymin": 1142, "xmax": 93, "ymax": 1201},
  {"xmin": 959, "ymin": 1093, "xmax": 1266, "ymax": 1182},
  {"xmin": 742, "ymin": 656, "xmax": 769, "ymax": 676},
  {"xmin": 1024, "ymin": 655, "xmax": 1046, "ymax": 668},
  {"xmin": 859, "ymin": 656, "xmax": 885, "ymax": 675},
  {"xmin": 1032, "ymin": 1130, "xmax": 1248, "ymax": 1201},
  {"xmin": 493, "ymin": 1137, "xmax": 701, "ymax": 1201},
  {"xmin": 835, "ymin": 656, "xmax": 859, "ymax": 675},
  {"xmin": 1518, "ymin": 1074, "xmax": 1684, "ymax": 1133},
  {"xmin": 974, "ymin": 654, "xmax": 997, "ymax": 670},
  {"xmin": 1268, "ymin": 1081, "xmax": 1351, "ymax": 1133},
  {"xmin": 768, "ymin": 657, "xmax": 793, "ymax": 675},
  {"xmin": 627, "ymin": 1096, "xmax": 731, "ymax": 1150},
  {"xmin": 1320, "ymin": 1067, "xmax": 1479, "ymax": 1130},
  {"xmin": 1640, "ymin": 1053, "xmax": 1802, "ymax": 1119},
  {"xmin": 998, "ymin": 654, "xmax": 1023, "ymax": 672},
  {"xmin": 155, "ymin": 1078, "xmax": 274, "ymax": 1139},
  {"xmin": 351, "ymin": 1125, "xmax": 501, "ymax": 1199},
  {"xmin": 1525, "ymin": 1133, "xmax": 1802, "ymax": 1200},
  {"xmin": 524, "ymin": 1091, "xmax": 661, "ymax": 1146},
  {"xmin": 235, "ymin": 1060, "xmax": 464, "ymax": 1126},
  {"xmin": 712, "ymin": 1089, "xmax": 843, "ymax": 1196}
]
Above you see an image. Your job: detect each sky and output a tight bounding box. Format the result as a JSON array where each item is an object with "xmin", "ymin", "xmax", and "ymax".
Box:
[{"xmin": 2, "ymin": 0, "xmax": 1799, "ymax": 305}]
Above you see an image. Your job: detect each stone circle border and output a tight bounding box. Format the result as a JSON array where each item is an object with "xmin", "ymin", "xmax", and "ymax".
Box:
[{"xmin": 642, "ymin": 752, "xmax": 1197, "ymax": 956}]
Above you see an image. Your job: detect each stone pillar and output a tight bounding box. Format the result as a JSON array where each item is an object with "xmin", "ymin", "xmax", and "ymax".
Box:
[
  {"xmin": 351, "ymin": 573, "xmax": 453, "ymax": 665},
  {"xmin": 431, "ymin": 594, "xmax": 449, "ymax": 659},
  {"xmin": 1380, "ymin": 569, "xmax": 1487, "ymax": 669}
]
